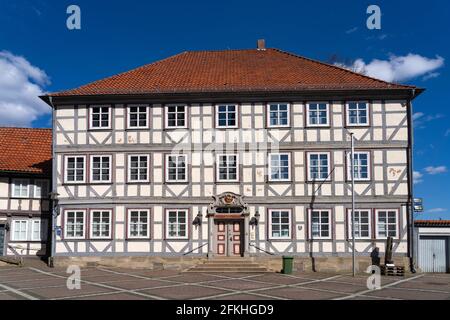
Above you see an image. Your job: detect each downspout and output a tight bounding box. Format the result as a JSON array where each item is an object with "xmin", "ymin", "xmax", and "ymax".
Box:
[
  {"xmin": 48, "ymin": 96, "xmax": 57, "ymax": 267},
  {"xmin": 407, "ymin": 89, "xmax": 417, "ymax": 273}
]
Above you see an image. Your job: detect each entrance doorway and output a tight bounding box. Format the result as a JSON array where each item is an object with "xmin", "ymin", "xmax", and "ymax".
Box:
[
  {"xmin": 0, "ymin": 224, "xmax": 5, "ymax": 256},
  {"xmin": 215, "ymin": 220, "xmax": 243, "ymax": 257}
]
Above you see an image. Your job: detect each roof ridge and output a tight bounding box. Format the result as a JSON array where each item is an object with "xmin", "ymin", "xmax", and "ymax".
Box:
[{"xmin": 271, "ymin": 48, "xmax": 415, "ymax": 89}]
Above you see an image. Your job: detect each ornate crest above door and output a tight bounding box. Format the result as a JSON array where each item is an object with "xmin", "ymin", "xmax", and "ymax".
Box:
[{"xmin": 208, "ymin": 192, "xmax": 249, "ymax": 215}]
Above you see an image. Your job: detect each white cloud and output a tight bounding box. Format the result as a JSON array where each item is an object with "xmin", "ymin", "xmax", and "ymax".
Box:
[
  {"xmin": 345, "ymin": 27, "xmax": 358, "ymax": 34},
  {"xmin": 425, "ymin": 208, "xmax": 447, "ymax": 213},
  {"xmin": 0, "ymin": 51, "xmax": 51, "ymax": 127},
  {"xmin": 413, "ymin": 112, "xmax": 445, "ymax": 129},
  {"xmin": 424, "ymin": 166, "xmax": 448, "ymax": 175},
  {"xmin": 336, "ymin": 53, "xmax": 444, "ymax": 82},
  {"xmin": 422, "ymin": 72, "xmax": 440, "ymax": 81},
  {"xmin": 413, "ymin": 112, "xmax": 424, "ymax": 121},
  {"xmin": 413, "ymin": 171, "xmax": 423, "ymax": 184}
]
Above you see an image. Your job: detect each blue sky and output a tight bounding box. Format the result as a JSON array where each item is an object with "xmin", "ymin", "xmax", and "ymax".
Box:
[{"xmin": 0, "ymin": 0, "xmax": 449, "ymax": 219}]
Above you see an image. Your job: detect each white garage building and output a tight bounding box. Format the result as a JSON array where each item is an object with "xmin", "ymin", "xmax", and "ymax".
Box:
[{"xmin": 415, "ymin": 220, "xmax": 450, "ymax": 273}]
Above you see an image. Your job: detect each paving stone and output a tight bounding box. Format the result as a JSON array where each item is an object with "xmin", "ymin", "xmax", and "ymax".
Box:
[
  {"xmin": 258, "ymin": 287, "xmax": 343, "ymax": 300},
  {"xmin": 141, "ymin": 284, "xmax": 228, "ymax": 300}
]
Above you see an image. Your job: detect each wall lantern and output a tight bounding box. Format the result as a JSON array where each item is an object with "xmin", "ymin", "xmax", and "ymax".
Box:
[
  {"xmin": 250, "ymin": 210, "xmax": 260, "ymax": 226},
  {"xmin": 193, "ymin": 211, "xmax": 203, "ymax": 226}
]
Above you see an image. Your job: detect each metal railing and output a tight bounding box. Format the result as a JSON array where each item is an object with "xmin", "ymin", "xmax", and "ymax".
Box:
[
  {"xmin": 183, "ymin": 242, "xmax": 208, "ymax": 256},
  {"xmin": 249, "ymin": 243, "xmax": 275, "ymax": 255}
]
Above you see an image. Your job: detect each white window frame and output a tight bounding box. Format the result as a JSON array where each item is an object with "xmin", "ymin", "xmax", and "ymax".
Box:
[
  {"xmin": 347, "ymin": 209, "xmax": 372, "ymax": 239},
  {"xmin": 34, "ymin": 179, "xmax": 49, "ymax": 199},
  {"xmin": 90, "ymin": 155, "xmax": 112, "ymax": 183},
  {"xmin": 268, "ymin": 209, "xmax": 292, "ymax": 239},
  {"xmin": 12, "ymin": 179, "xmax": 30, "ymax": 198},
  {"xmin": 309, "ymin": 209, "xmax": 332, "ymax": 240},
  {"xmin": 127, "ymin": 104, "xmax": 149, "ymax": 129},
  {"xmin": 165, "ymin": 154, "xmax": 188, "ymax": 183},
  {"xmin": 127, "ymin": 154, "xmax": 150, "ymax": 183},
  {"xmin": 165, "ymin": 209, "xmax": 188, "ymax": 240},
  {"xmin": 307, "ymin": 152, "xmax": 331, "ymax": 181},
  {"xmin": 89, "ymin": 105, "xmax": 111, "ymax": 129},
  {"xmin": 347, "ymin": 151, "xmax": 371, "ymax": 181},
  {"xmin": 64, "ymin": 210, "xmax": 86, "ymax": 240},
  {"xmin": 306, "ymin": 102, "xmax": 330, "ymax": 127},
  {"xmin": 127, "ymin": 209, "xmax": 151, "ymax": 239},
  {"xmin": 346, "ymin": 101, "xmax": 369, "ymax": 126},
  {"xmin": 165, "ymin": 105, "xmax": 187, "ymax": 129},
  {"xmin": 216, "ymin": 154, "xmax": 239, "ymax": 182},
  {"xmin": 215, "ymin": 104, "xmax": 238, "ymax": 128},
  {"xmin": 11, "ymin": 220, "xmax": 28, "ymax": 241},
  {"xmin": 267, "ymin": 103, "xmax": 290, "ymax": 128},
  {"xmin": 375, "ymin": 209, "xmax": 399, "ymax": 239},
  {"xmin": 31, "ymin": 220, "xmax": 41, "ymax": 241},
  {"xmin": 268, "ymin": 153, "xmax": 291, "ymax": 181},
  {"xmin": 64, "ymin": 156, "xmax": 86, "ymax": 184},
  {"xmin": 90, "ymin": 210, "xmax": 112, "ymax": 239}
]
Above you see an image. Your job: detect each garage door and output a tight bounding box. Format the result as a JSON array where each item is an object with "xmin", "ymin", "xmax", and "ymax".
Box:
[
  {"xmin": 419, "ymin": 237, "xmax": 448, "ymax": 273},
  {"xmin": 0, "ymin": 224, "xmax": 5, "ymax": 256}
]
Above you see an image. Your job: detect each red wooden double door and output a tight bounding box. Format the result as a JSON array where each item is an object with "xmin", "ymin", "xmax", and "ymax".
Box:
[{"xmin": 215, "ymin": 220, "xmax": 244, "ymax": 256}]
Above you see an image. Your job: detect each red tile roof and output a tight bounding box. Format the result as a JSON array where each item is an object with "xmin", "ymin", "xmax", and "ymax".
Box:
[
  {"xmin": 0, "ymin": 128, "xmax": 52, "ymax": 176},
  {"xmin": 415, "ymin": 220, "xmax": 450, "ymax": 227},
  {"xmin": 48, "ymin": 48, "xmax": 418, "ymax": 97}
]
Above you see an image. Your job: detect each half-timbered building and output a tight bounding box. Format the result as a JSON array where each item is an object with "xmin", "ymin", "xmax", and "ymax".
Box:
[
  {"xmin": 41, "ymin": 42, "xmax": 423, "ymax": 271},
  {"xmin": 0, "ymin": 128, "xmax": 52, "ymax": 259}
]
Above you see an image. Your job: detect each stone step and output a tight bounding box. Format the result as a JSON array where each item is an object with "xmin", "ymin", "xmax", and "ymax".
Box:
[
  {"xmin": 185, "ymin": 267, "xmax": 269, "ymax": 273},
  {"xmin": 203, "ymin": 261, "xmax": 260, "ymax": 265}
]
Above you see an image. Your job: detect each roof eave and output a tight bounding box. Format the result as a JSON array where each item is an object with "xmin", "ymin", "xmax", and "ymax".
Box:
[{"xmin": 43, "ymin": 87, "xmax": 423, "ymax": 105}]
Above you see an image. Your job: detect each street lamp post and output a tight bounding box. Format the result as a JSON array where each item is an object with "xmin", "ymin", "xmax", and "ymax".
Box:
[{"xmin": 350, "ymin": 133, "xmax": 356, "ymax": 277}]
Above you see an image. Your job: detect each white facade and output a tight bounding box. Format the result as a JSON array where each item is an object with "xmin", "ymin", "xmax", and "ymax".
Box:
[{"xmin": 52, "ymin": 100, "xmax": 411, "ymax": 258}]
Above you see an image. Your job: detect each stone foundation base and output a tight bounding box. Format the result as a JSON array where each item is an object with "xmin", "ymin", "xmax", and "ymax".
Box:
[{"xmin": 52, "ymin": 255, "xmax": 411, "ymax": 273}]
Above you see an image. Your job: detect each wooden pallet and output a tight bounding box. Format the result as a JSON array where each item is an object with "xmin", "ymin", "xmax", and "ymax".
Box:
[{"xmin": 381, "ymin": 265, "xmax": 405, "ymax": 276}]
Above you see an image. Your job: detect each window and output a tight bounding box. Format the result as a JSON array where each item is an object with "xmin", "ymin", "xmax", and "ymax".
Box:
[
  {"xmin": 31, "ymin": 220, "xmax": 43, "ymax": 241},
  {"xmin": 128, "ymin": 209, "xmax": 150, "ymax": 239},
  {"xmin": 310, "ymin": 210, "xmax": 331, "ymax": 239},
  {"xmin": 307, "ymin": 103, "xmax": 329, "ymax": 126},
  {"xmin": 128, "ymin": 155, "xmax": 149, "ymax": 182},
  {"xmin": 347, "ymin": 210, "xmax": 371, "ymax": 239},
  {"xmin": 90, "ymin": 105, "xmax": 110, "ymax": 129},
  {"xmin": 216, "ymin": 104, "xmax": 237, "ymax": 128},
  {"xmin": 166, "ymin": 209, "xmax": 188, "ymax": 239},
  {"xmin": 307, "ymin": 153, "xmax": 330, "ymax": 181},
  {"xmin": 12, "ymin": 220, "xmax": 28, "ymax": 241},
  {"xmin": 65, "ymin": 210, "xmax": 86, "ymax": 239},
  {"xmin": 267, "ymin": 103, "xmax": 289, "ymax": 127},
  {"xmin": 12, "ymin": 179, "xmax": 29, "ymax": 198},
  {"xmin": 269, "ymin": 153, "xmax": 290, "ymax": 181},
  {"xmin": 376, "ymin": 210, "xmax": 398, "ymax": 238},
  {"xmin": 128, "ymin": 105, "xmax": 148, "ymax": 128},
  {"xmin": 90, "ymin": 210, "xmax": 112, "ymax": 239},
  {"xmin": 346, "ymin": 102, "xmax": 369, "ymax": 126},
  {"xmin": 34, "ymin": 180, "xmax": 49, "ymax": 199},
  {"xmin": 269, "ymin": 210, "xmax": 291, "ymax": 239},
  {"xmin": 65, "ymin": 156, "xmax": 86, "ymax": 183},
  {"xmin": 347, "ymin": 152, "xmax": 370, "ymax": 181},
  {"xmin": 90, "ymin": 155, "xmax": 112, "ymax": 183},
  {"xmin": 166, "ymin": 105, "xmax": 187, "ymax": 128},
  {"xmin": 216, "ymin": 154, "xmax": 239, "ymax": 182},
  {"xmin": 166, "ymin": 155, "xmax": 187, "ymax": 182},
  {"xmin": 11, "ymin": 219, "xmax": 46, "ymax": 241}
]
